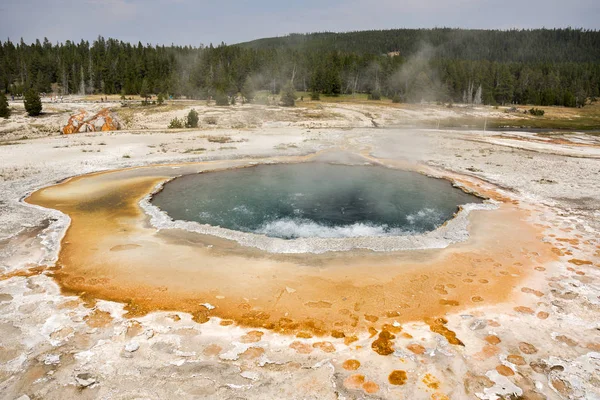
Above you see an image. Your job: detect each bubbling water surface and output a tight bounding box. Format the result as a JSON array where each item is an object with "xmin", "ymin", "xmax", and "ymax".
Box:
[{"xmin": 151, "ymin": 163, "xmax": 482, "ymax": 239}]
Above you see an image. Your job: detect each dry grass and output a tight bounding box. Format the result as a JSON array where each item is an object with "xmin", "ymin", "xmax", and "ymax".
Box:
[
  {"xmin": 207, "ymin": 136, "xmax": 233, "ymax": 143},
  {"xmin": 489, "ymin": 103, "xmax": 600, "ymax": 130},
  {"xmin": 183, "ymin": 147, "xmax": 206, "ymax": 153}
]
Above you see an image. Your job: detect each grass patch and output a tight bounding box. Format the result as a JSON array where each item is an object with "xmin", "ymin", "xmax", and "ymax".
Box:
[
  {"xmin": 487, "ymin": 117, "xmax": 600, "ymax": 131},
  {"xmin": 141, "ymin": 103, "xmax": 187, "ymax": 115},
  {"xmin": 206, "ymin": 135, "xmax": 233, "ymax": 143},
  {"xmin": 183, "ymin": 147, "xmax": 206, "ymax": 153},
  {"xmin": 274, "ymin": 143, "xmax": 299, "ymax": 150},
  {"xmin": 417, "ymin": 111, "xmax": 600, "ymax": 131}
]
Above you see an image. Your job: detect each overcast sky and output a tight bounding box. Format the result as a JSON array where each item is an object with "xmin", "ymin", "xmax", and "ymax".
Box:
[{"xmin": 1, "ymin": 0, "xmax": 599, "ymax": 46}]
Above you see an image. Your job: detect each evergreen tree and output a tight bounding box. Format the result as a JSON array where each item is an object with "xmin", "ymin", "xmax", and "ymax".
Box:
[
  {"xmin": 575, "ymin": 87, "xmax": 587, "ymax": 107},
  {"xmin": 186, "ymin": 109, "xmax": 199, "ymax": 128},
  {"xmin": 563, "ymin": 91, "xmax": 576, "ymax": 107},
  {"xmin": 168, "ymin": 117, "xmax": 184, "ymax": 129},
  {"xmin": 0, "ymin": 92, "xmax": 10, "ymax": 118},
  {"xmin": 280, "ymin": 82, "xmax": 296, "ymax": 107},
  {"xmin": 24, "ymin": 89, "xmax": 42, "ymax": 116},
  {"xmin": 368, "ymin": 90, "xmax": 381, "ymax": 100},
  {"xmin": 495, "ymin": 65, "xmax": 515, "ymax": 105},
  {"xmin": 157, "ymin": 92, "xmax": 165, "ymax": 105},
  {"xmin": 140, "ymin": 78, "xmax": 150, "ymax": 100},
  {"xmin": 215, "ymin": 92, "xmax": 229, "ymax": 106}
]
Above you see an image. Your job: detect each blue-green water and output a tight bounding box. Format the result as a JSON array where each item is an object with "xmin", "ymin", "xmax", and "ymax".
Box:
[{"xmin": 151, "ymin": 163, "xmax": 481, "ymax": 239}]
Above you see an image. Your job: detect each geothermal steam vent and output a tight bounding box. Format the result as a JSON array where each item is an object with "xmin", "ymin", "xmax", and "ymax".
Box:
[{"xmin": 151, "ymin": 163, "xmax": 481, "ymax": 240}]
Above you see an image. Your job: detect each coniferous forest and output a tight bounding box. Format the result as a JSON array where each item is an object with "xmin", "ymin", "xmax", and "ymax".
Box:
[{"xmin": 1, "ymin": 28, "xmax": 599, "ymax": 107}]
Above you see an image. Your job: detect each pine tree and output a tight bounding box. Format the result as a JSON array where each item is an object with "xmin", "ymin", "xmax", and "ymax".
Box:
[
  {"xmin": 140, "ymin": 78, "xmax": 150, "ymax": 101},
  {"xmin": 24, "ymin": 89, "xmax": 42, "ymax": 116},
  {"xmin": 368, "ymin": 90, "xmax": 381, "ymax": 100},
  {"xmin": 563, "ymin": 90, "xmax": 576, "ymax": 107},
  {"xmin": 186, "ymin": 109, "xmax": 199, "ymax": 128},
  {"xmin": 495, "ymin": 65, "xmax": 514, "ymax": 105},
  {"xmin": 0, "ymin": 92, "xmax": 10, "ymax": 118},
  {"xmin": 157, "ymin": 92, "xmax": 165, "ymax": 105}
]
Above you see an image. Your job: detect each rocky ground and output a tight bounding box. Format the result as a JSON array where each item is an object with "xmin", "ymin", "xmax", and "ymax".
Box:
[{"xmin": 0, "ymin": 101, "xmax": 599, "ymax": 399}]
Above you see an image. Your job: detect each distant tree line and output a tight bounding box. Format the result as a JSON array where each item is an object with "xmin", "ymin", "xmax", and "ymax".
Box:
[
  {"xmin": 1, "ymin": 28, "xmax": 599, "ymax": 107},
  {"xmin": 238, "ymin": 28, "xmax": 600, "ymax": 63}
]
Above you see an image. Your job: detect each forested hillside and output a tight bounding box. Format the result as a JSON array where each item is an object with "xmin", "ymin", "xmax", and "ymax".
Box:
[
  {"xmin": 238, "ymin": 28, "xmax": 600, "ymax": 63},
  {"xmin": 1, "ymin": 28, "xmax": 599, "ymax": 107}
]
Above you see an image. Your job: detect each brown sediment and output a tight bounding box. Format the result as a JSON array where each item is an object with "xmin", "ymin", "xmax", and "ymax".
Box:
[
  {"xmin": 555, "ymin": 335, "xmax": 578, "ymax": 347},
  {"xmin": 344, "ymin": 374, "xmax": 365, "ymax": 389},
  {"xmin": 240, "ymin": 331, "xmax": 264, "ymax": 343},
  {"xmin": 84, "ymin": 309, "xmax": 113, "ymax": 328},
  {"xmin": 537, "ymin": 311, "xmax": 549, "ymax": 319},
  {"xmin": 313, "ymin": 341, "xmax": 336, "ymax": 353},
  {"xmin": 203, "ymin": 344, "xmax": 223, "ymax": 357},
  {"xmin": 24, "ymin": 156, "xmax": 557, "ymax": 337},
  {"xmin": 331, "ymin": 330, "xmax": 345, "ymax": 338},
  {"xmin": 568, "ymin": 259, "xmax": 592, "ymax": 266},
  {"xmin": 371, "ymin": 330, "xmax": 396, "ymax": 355},
  {"xmin": 423, "ymin": 373, "xmax": 440, "ymax": 389},
  {"xmin": 342, "ymin": 359, "xmax": 361, "ymax": 370},
  {"xmin": 388, "ymin": 370, "xmax": 408, "ymax": 385},
  {"xmin": 406, "ymin": 343, "xmax": 426, "ymax": 354},
  {"xmin": 496, "ymin": 365, "xmax": 515, "ymax": 376},
  {"xmin": 344, "ymin": 335, "xmax": 359, "ymax": 345},
  {"xmin": 289, "ymin": 341, "xmax": 313, "ymax": 354},
  {"xmin": 426, "ymin": 317, "xmax": 464, "ymax": 346},
  {"xmin": 507, "ymin": 355, "xmax": 526, "ymax": 365},
  {"xmin": 521, "ymin": 287, "xmax": 544, "ymax": 297},
  {"xmin": 519, "ymin": 342, "xmax": 538, "ymax": 354},
  {"xmin": 0, "ymin": 265, "xmax": 53, "ymax": 281},
  {"xmin": 239, "ymin": 346, "xmax": 264, "ymax": 360},
  {"xmin": 474, "ymin": 344, "xmax": 500, "ymax": 360},
  {"xmin": 514, "ymin": 306, "xmax": 535, "ymax": 315},
  {"xmin": 484, "ymin": 335, "xmax": 501, "ymax": 345},
  {"xmin": 362, "ymin": 381, "xmax": 379, "ymax": 393}
]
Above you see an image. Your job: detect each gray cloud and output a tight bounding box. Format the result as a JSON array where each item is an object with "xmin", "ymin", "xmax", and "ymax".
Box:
[{"xmin": 0, "ymin": 0, "xmax": 598, "ymax": 45}]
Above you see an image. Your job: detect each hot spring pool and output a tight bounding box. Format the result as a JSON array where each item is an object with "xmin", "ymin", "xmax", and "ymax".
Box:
[{"xmin": 151, "ymin": 163, "xmax": 482, "ymax": 239}]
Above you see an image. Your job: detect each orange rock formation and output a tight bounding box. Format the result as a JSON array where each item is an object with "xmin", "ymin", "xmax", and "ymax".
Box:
[{"xmin": 62, "ymin": 108, "xmax": 121, "ymax": 134}]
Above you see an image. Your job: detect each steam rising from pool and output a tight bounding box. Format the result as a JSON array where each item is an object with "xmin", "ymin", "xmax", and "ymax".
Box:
[{"xmin": 151, "ymin": 163, "xmax": 481, "ymax": 240}]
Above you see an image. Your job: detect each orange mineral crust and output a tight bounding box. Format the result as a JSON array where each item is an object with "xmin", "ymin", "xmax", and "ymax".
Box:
[{"xmin": 26, "ymin": 159, "xmax": 556, "ymax": 336}]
